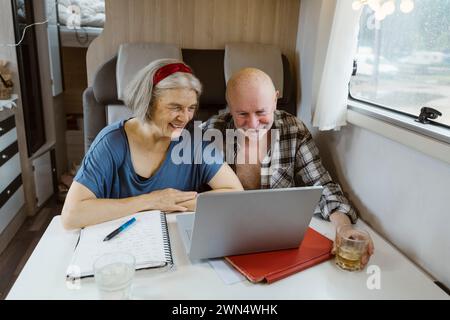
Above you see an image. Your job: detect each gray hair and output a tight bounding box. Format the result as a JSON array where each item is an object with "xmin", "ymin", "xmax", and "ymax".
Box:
[{"xmin": 123, "ymin": 58, "xmax": 202, "ymax": 122}]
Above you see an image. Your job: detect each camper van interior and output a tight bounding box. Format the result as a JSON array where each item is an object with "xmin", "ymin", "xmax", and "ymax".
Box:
[{"xmin": 0, "ymin": 0, "xmax": 449, "ymax": 302}]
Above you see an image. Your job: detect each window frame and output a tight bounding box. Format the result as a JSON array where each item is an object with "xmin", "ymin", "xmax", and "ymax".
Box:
[
  {"xmin": 347, "ymin": 96, "xmax": 450, "ymax": 144},
  {"xmin": 348, "ymin": 83, "xmax": 450, "ymax": 132},
  {"xmin": 349, "ymin": 56, "xmax": 450, "ymax": 133},
  {"xmin": 346, "ymin": 97, "xmax": 450, "ymax": 166}
]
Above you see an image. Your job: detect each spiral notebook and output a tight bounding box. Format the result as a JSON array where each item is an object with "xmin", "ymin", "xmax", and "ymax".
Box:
[{"xmin": 66, "ymin": 210, "xmax": 173, "ymax": 280}]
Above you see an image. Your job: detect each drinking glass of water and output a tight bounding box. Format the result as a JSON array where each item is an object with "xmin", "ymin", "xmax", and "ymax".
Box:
[
  {"xmin": 94, "ymin": 252, "xmax": 136, "ymax": 300},
  {"xmin": 335, "ymin": 225, "xmax": 370, "ymax": 272}
]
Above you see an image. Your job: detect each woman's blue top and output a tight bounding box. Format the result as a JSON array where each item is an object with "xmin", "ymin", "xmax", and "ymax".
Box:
[{"xmin": 74, "ymin": 120, "xmax": 223, "ymax": 199}]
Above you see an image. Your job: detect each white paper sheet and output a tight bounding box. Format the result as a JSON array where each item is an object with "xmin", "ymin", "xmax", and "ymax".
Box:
[{"xmin": 208, "ymin": 258, "xmax": 246, "ymax": 285}]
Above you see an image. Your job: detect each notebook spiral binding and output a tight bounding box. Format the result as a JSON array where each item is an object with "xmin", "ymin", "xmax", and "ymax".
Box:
[{"xmin": 160, "ymin": 212, "xmax": 174, "ymax": 267}]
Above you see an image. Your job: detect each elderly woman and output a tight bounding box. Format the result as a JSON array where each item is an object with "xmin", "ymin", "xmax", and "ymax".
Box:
[{"xmin": 62, "ymin": 59, "xmax": 243, "ymax": 229}]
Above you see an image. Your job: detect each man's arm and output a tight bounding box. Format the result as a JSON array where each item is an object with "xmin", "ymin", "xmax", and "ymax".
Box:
[
  {"xmin": 294, "ymin": 132, "xmax": 358, "ymax": 224},
  {"xmin": 329, "ymin": 210, "xmax": 352, "ymax": 227},
  {"xmin": 293, "ymin": 128, "xmax": 373, "ymax": 265}
]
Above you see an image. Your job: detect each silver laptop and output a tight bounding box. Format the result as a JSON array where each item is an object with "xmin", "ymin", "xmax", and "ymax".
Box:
[{"xmin": 176, "ymin": 186, "xmax": 323, "ymax": 261}]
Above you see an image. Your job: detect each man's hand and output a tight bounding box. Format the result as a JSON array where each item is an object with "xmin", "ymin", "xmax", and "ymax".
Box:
[{"xmin": 329, "ymin": 211, "xmax": 374, "ymax": 269}]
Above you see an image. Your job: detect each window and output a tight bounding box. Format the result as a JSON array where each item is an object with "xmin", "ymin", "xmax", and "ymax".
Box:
[{"xmin": 350, "ymin": 0, "xmax": 450, "ymax": 128}]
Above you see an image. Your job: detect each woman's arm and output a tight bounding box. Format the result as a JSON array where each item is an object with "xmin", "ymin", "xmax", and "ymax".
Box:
[
  {"xmin": 177, "ymin": 163, "xmax": 243, "ymax": 211},
  {"xmin": 207, "ymin": 163, "xmax": 244, "ymax": 191},
  {"xmin": 61, "ymin": 181, "xmax": 197, "ymax": 230}
]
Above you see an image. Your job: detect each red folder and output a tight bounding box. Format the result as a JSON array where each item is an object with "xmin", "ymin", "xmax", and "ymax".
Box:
[{"xmin": 225, "ymin": 227, "xmax": 334, "ymax": 283}]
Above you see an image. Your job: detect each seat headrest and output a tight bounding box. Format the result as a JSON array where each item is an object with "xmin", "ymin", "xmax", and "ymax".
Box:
[
  {"xmin": 116, "ymin": 42, "xmax": 182, "ymax": 100},
  {"xmin": 224, "ymin": 43, "xmax": 284, "ymax": 98},
  {"xmin": 182, "ymin": 49, "xmax": 227, "ymax": 106}
]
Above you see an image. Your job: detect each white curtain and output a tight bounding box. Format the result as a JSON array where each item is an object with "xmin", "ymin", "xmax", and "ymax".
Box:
[{"xmin": 297, "ymin": 0, "xmax": 362, "ymax": 131}]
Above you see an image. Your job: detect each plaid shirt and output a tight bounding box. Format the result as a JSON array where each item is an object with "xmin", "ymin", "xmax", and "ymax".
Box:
[{"xmin": 201, "ymin": 110, "xmax": 358, "ymax": 223}]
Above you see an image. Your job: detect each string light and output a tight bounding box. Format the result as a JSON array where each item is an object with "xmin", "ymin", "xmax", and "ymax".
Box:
[
  {"xmin": 0, "ymin": 0, "xmax": 82, "ymax": 47},
  {"xmin": 352, "ymin": 0, "xmax": 415, "ymax": 21},
  {"xmin": 0, "ymin": 1, "xmax": 58, "ymax": 47},
  {"xmin": 368, "ymin": 0, "xmax": 381, "ymax": 11},
  {"xmin": 400, "ymin": 0, "xmax": 415, "ymax": 13},
  {"xmin": 381, "ymin": 1, "xmax": 396, "ymax": 15},
  {"xmin": 2, "ymin": 20, "xmax": 50, "ymax": 47},
  {"xmin": 352, "ymin": 1, "xmax": 364, "ymax": 10}
]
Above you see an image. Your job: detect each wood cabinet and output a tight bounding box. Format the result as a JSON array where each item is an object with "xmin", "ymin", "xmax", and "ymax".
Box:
[{"xmin": 0, "ymin": 111, "xmax": 26, "ymax": 250}]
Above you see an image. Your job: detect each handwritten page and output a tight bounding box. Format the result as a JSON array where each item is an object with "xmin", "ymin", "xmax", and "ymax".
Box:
[{"xmin": 68, "ymin": 210, "xmax": 168, "ymax": 278}]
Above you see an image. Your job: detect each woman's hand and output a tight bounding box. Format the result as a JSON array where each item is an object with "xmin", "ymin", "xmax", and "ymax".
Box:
[
  {"xmin": 142, "ymin": 188, "xmax": 197, "ymax": 212},
  {"xmin": 176, "ymin": 199, "xmax": 197, "ymax": 212}
]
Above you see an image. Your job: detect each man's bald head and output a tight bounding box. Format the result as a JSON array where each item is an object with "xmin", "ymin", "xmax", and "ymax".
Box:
[
  {"xmin": 225, "ymin": 68, "xmax": 278, "ymax": 134},
  {"xmin": 226, "ymin": 68, "xmax": 277, "ymax": 105}
]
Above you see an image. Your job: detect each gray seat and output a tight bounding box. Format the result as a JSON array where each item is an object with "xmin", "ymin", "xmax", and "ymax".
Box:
[{"xmin": 82, "ymin": 48, "xmax": 296, "ymax": 153}]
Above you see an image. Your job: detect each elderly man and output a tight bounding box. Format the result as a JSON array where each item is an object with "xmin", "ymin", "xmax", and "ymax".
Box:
[{"xmin": 202, "ymin": 68, "xmax": 373, "ymax": 266}]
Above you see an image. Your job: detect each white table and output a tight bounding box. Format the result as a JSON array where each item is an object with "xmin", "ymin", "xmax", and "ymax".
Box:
[{"xmin": 7, "ymin": 214, "xmax": 449, "ymax": 300}]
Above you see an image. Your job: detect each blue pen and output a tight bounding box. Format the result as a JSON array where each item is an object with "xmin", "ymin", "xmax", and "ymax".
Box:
[{"xmin": 103, "ymin": 217, "xmax": 136, "ymax": 241}]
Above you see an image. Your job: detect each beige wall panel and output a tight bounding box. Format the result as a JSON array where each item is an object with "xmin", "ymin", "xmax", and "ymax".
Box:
[{"xmin": 87, "ymin": 0, "xmax": 300, "ymax": 85}]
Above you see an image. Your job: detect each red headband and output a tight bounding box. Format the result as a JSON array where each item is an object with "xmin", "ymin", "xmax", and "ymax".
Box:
[{"xmin": 153, "ymin": 63, "xmax": 193, "ymax": 87}]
